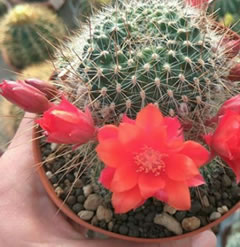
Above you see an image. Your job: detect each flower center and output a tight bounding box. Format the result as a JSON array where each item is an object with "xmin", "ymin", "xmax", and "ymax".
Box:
[{"xmin": 134, "ymin": 146, "xmax": 167, "ymax": 176}]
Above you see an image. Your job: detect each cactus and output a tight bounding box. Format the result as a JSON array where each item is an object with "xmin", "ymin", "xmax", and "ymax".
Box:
[
  {"xmin": 0, "ymin": 4, "xmax": 66, "ymax": 70},
  {"xmin": 210, "ymin": 0, "xmax": 240, "ymax": 19},
  {"xmin": 209, "ymin": 0, "xmax": 240, "ymax": 33},
  {"xmin": 55, "ymin": 0, "xmax": 238, "ymax": 139},
  {"xmin": 18, "ymin": 61, "xmax": 54, "ymax": 81},
  {"xmin": 0, "ymin": 0, "xmax": 8, "ymax": 19},
  {"xmin": 226, "ymin": 233, "xmax": 240, "ymax": 247}
]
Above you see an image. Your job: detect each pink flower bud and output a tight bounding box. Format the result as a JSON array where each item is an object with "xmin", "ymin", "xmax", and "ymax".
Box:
[
  {"xmin": 228, "ymin": 64, "xmax": 240, "ymax": 82},
  {"xmin": 0, "ymin": 80, "xmax": 52, "ymax": 113},
  {"xmin": 36, "ymin": 97, "xmax": 98, "ymax": 147},
  {"xmin": 224, "ymin": 40, "xmax": 240, "ymax": 59},
  {"xmin": 24, "ymin": 78, "xmax": 58, "ymax": 100}
]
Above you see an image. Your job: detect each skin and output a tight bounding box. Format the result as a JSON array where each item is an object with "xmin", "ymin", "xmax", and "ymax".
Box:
[{"xmin": 0, "ymin": 113, "xmax": 217, "ymax": 247}]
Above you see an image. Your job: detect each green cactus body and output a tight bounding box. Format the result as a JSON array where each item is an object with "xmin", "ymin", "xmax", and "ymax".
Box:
[
  {"xmin": 0, "ymin": 0, "xmax": 8, "ymax": 18},
  {"xmin": 56, "ymin": 0, "xmax": 238, "ymax": 136},
  {"xmin": 210, "ymin": 0, "xmax": 240, "ymax": 18},
  {"xmin": 0, "ymin": 4, "xmax": 66, "ymax": 70},
  {"xmin": 227, "ymin": 233, "xmax": 240, "ymax": 247}
]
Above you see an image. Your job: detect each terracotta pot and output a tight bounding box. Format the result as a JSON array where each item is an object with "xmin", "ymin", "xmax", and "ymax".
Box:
[{"xmin": 33, "ymin": 128, "xmax": 240, "ymax": 243}]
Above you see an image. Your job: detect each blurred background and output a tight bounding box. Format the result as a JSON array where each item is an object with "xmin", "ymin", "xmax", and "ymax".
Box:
[{"xmin": 0, "ymin": 0, "xmax": 240, "ymax": 246}]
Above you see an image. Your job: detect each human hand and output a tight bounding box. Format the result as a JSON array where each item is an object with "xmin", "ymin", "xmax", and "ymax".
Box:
[{"xmin": 0, "ymin": 113, "xmax": 217, "ymax": 247}]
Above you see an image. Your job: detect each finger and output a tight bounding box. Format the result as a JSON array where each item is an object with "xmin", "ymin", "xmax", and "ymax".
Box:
[
  {"xmin": 192, "ymin": 230, "xmax": 216, "ymax": 247},
  {"xmin": 40, "ymin": 230, "xmax": 216, "ymax": 247}
]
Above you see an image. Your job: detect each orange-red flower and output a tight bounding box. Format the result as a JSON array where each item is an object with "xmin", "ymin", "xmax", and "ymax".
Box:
[
  {"xmin": 96, "ymin": 104, "xmax": 209, "ymax": 213},
  {"xmin": 205, "ymin": 110, "xmax": 240, "ymax": 182},
  {"xmin": 36, "ymin": 97, "xmax": 97, "ymax": 147}
]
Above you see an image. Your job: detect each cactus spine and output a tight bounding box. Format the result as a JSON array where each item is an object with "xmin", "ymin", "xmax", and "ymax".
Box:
[{"xmin": 0, "ymin": 4, "xmax": 66, "ymax": 70}]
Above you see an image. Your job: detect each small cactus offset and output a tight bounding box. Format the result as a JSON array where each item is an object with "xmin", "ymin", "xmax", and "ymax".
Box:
[
  {"xmin": 18, "ymin": 61, "xmax": 54, "ymax": 81},
  {"xmin": 56, "ymin": 0, "xmax": 238, "ymax": 138},
  {"xmin": 0, "ymin": 4, "xmax": 66, "ymax": 70}
]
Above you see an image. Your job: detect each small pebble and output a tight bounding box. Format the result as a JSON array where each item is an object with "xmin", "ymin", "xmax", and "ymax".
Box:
[
  {"xmin": 51, "ymin": 143, "xmax": 59, "ymax": 151},
  {"xmin": 55, "ymin": 186, "xmax": 64, "ymax": 197},
  {"xmin": 72, "ymin": 203, "xmax": 84, "ymax": 213},
  {"xmin": 84, "ymin": 194, "xmax": 103, "ymax": 211},
  {"xmin": 202, "ymin": 195, "xmax": 210, "ymax": 208},
  {"xmin": 119, "ymin": 225, "xmax": 129, "ymax": 235},
  {"xmin": 164, "ymin": 205, "xmax": 177, "ymax": 215},
  {"xmin": 66, "ymin": 195, "xmax": 76, "ymax": 205},
  {"xmin": 154, "ymin": 213, "xmax": 183, "ymax": 235},
  {"xmin": 46, "ymin": 171, "xmax": 53, "ymax": 178},
  {"xmin": 182, "ymin": 217, "xmax": 201, "ymax": 231},
  {"xmin": 91, "ymin": 216, "xmax": 98, "ymax": 226},
  {"xmin": 190, "ymin": 201, "xmax": 201, "ymax": 214},
  {"xmin": 78, "ymin": 210, "xmax": 94, "ymax": 221},
  {"xmin": 175, "ymin": 211, "xmax": 187, "ymax": 222},
  {"xmin": 108, "ymin": 221, "xmax": 114, "ymax": 231},
  {"xmin": 96, "ymin": 205, "xmax": 113, "ymax": 223},
  {"xmin": 222, "ymin": 174, "xmax": 232, "ymax": 187},
  {"xmin": 83, "ymin": 185, "xmax": 93, "ymax": 197},
  {"xmin": 217, "ymin": 205, "xmax": 229, "ymax": 214},
  {"xmin": 77, "ymin": 195, "xmax": 85, "ymax": 203},
  {"xmin": 209, "ymin": 212, "xmax": 221, "ymax": 221},
  {"xmin": 73, "ymin": 179, "xmax": 83, "ymax": 188}
]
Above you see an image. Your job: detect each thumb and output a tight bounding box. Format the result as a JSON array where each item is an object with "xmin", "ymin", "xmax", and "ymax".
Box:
[{"xmin": 192, "ymin": 230, "xmax": 216, "ymax": 247}]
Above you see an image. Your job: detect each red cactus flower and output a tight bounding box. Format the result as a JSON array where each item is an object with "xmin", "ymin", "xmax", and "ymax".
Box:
[
  {"xmin": 36, "ymin": 97, "xmax": 97, "ymax": 147},
  {"xmin": 205, "ymin": 111, "xmax": 240, "ymax": 182},
  {"xmin": 0, "ymin": 80, "xmax": 52, "ymax": 113},
  {"xmin": 96, "ymin": 104, "xmax": 209, "ymax": 213},
  {"xmin": 218, "ymin": 94, "xmax": 240, "ymax": 116},
  {"xmin": 24, "ymin": 78, "xmax": 58, "ymax": 100},
  {"xmin": 228, "ymin": 64, "xmax": 240, "ymax": 82}
]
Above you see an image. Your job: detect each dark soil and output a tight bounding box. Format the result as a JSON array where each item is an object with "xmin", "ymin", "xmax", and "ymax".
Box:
[{"xmin": 40, "ymin": 140, "xmax": 240, "ymax": 239}]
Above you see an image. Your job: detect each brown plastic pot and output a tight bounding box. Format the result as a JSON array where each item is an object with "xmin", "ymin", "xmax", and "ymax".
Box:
[{"xmin": 33, "ymin": 128, "xmax": 240, "ymax": 243}]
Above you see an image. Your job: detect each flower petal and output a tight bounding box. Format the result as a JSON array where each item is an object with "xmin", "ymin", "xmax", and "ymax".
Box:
[
  {"xmin": 179, "ymin": 141, "xmax": 210, "ymax": 168},
  {"xmin": 164, "ymin": 117, "xmax": 183, "ymax": 142},
  {"xmin": 136, "ymin": 104, "xmax": 164, "ymax": 130},
  {"xmin": 122, "ymin": 114, "xmax": 135, "ymax": 124},
  {"xmin": 165, "ymin": 180, "xmax": 191, "ymax": 210},
  {"xmin": 118, "ymin": 123, "xmax": 140, "ymax": 144},
  {"xmin": 166, "ymin": 154, "xmax": 199, "ymax": 181},
  {"xmin": 223, "ymin": 158, "xmax": 240, "ymax": 183},
  {"xmin": 99, "ymin": 167, "xmax": 116, "ymax": 189},
  {"xmin": 154, "ymin": 190, "xmax": 168, "ymax": 203},
  {"xmin": 110, "ymin": 165, "xmax": 138, "ymax": 192},
  {"xmin": 187, "ymin": 174, "xmax": 205, "ymax": 187},
  {"xmin": 138, "ymin": 173, "xmax": 166, "ymax": 198},
  {"xmin": 212, "ymin": 111, "xmax": 240, "ymax": 160},
  {"xmin": 112, "ymin": 186, "xmax": 144, "ymax": 213},
  {"xmin": 96, "ymin": 139, "xmax": 124, "ymax": 168},
  {"xmin": 98, "ymin": 125, "xmax": 118, "ymax": 142}
]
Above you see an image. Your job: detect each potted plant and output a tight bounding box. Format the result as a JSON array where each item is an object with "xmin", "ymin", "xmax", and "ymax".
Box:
[{"xmin": 1, "ymin": 0, "xmax": 240, "ymax": 243}]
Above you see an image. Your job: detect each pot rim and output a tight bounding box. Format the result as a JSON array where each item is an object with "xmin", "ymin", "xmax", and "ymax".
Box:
[{"xmin": 33, "ymin": 128, "xmax": 240, "ymax": 243}]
